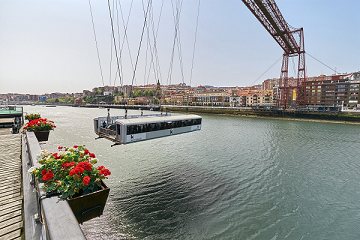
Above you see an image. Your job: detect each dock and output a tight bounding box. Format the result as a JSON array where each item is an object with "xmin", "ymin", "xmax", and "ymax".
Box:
[{"xmin": 0, "ymin": 134, "xmax": 23, "ymax": 240}]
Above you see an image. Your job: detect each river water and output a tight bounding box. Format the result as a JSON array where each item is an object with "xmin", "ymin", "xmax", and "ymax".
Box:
[{"xmin": 23, "ymin": 105, "xmax": 360, "ymax": 239}]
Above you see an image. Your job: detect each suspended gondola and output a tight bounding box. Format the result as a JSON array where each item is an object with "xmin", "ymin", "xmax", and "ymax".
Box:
[{"xmin": 94, "ymin": 109, "xmax": 201, "ymax": 146}]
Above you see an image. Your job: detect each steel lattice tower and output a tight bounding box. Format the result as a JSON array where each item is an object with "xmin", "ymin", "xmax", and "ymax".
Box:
[{"xmin": 241, "ymin": 0, "xmax": 306, "ymax": 108}]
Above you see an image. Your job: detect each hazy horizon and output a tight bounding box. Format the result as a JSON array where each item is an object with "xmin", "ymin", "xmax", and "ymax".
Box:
[{"xmin": 1, "ymin": 0, "xmax": 359, "ymax": 95}]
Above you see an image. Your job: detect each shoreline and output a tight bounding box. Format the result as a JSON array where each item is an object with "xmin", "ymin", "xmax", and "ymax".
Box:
[
  {"xmin": 21, "ymin": 103, "xmax": 360, "ymax": 125},
  {"xmin": 161, "ymin": 106, "xmax": 360, "ymax": 125}
]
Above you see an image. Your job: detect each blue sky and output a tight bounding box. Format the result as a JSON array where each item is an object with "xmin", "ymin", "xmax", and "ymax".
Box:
[{"xmin": 1, "ymin": 0, "xmax": 359, "ymax": 94}]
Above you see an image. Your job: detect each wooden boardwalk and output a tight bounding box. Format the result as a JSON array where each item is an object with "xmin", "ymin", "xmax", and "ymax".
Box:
[{"xmin": 0, "ymin": 134, "xmax": 22, "ymax": 240}]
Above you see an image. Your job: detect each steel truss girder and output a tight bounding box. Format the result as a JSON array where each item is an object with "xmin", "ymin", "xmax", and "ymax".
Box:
[
  {"xmin": 241, "ymin": 0, "xmax": 306, "ymax": 108},
  {"xmin": 241, "ymin": 0, "xmax": 300, "ymax": 55}
]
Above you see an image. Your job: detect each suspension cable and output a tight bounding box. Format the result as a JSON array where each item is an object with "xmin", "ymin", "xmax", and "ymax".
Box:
[
  {"xmin": 88, "ymin": 0, "xmax": 105, "ymax": 86},
  {"xmin": 150, "ymin": 0, "xmax": 165, "ymax": 85},
  {"xmin": 306, "ymin": 52, "xmax": 338, "ymax": 74},
  {"xmin": 107, "ymin": 0, "xmax": 122, "ymax": 88},
  {"xmin": 174, "ymin": 0, "xmax": 185, "ymax": 84},
  {"xmin": 167, "ymin": 0, "xmax": 182, "ymax": 85},
  {"xmin": 113, "ymin": 0, "xmax": 123, "ymax": 87},
  {"xmin": 118, "ymin": 0, "xmax": 135, "ymax": 86},
  {"xmin": 250, "ymin": 55, "xmax": 282, "ymax": 86},
  {"xmin": 131, "ymin": 0, "xmax": 151, "ymax": 90},
  {"xmin": 189, "ymin": 0, "xmax": 201, "ymax": 86}
]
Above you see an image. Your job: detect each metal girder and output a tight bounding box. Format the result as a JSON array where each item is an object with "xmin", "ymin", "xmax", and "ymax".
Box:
[
  {"xmin": 241, "ymin": 0, "xmax": 306, "ymax": 108},
  {"xmin": 241, "ymin": 0, "xmax": 299, "ymax": 55}
]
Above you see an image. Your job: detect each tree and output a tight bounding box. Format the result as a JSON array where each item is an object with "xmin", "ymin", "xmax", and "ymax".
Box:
[
  {"xmin": 153, "ymin": 98, "xmax": 159, "ymax": 104},
  {"xmin": 143, "ymin": 90, "xmax": 149, "ymax": 96},
  {"xmin": 162, "ymin": 99, "xmax": 167, "ymax": 104},
  {"xmin": 148, "ymin": 90, "xmax": 154, "ymax": 97},
  {"xmin": 135, "ymin": 90, "xmax": 142, "ymax": 97},
  {"xmin": 55, "ymin": 98, "xmax": 59, "ymax": 103}
]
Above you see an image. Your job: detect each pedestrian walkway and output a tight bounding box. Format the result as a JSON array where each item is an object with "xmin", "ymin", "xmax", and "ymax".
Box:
[{"xmin": 0, "ymin": 134, "xmax": 23, "ymax": 240}]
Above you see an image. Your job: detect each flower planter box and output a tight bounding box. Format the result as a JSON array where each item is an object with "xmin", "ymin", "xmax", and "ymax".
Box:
[
  {"xmin": 67, "ymin": 181, "xmax": 110, "ymax": 224},
  {"xmin": 34, "ymin": 131, "xmax": 50, "ymax": 142}
]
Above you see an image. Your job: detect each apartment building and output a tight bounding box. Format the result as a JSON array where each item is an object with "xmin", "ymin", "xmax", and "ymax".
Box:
[{"xmin": 193, "ymin": 91, "xmax": 230, "ymax": 106}]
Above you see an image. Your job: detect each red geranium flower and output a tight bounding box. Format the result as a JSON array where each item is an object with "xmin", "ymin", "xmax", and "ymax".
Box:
[
  {"xmin": 83, "ymin": 161, "xmax": 92, "ymax": 171},
  {"xmin": 42, "ymin": 169, "xmax": 47, "ymax": 175},
  {"xmin": 73, "ymin": 145, "xmax": 78, "ymax": 148},
  {"xmin": 99, "ymin": 168, "xmax": 111, "ymax": 176},
  {"xmin": 42, "ymin": 172, "xmax": 53, "ymax": 181},
  {"xmin": 83, "ymin": 176, "xmax": 91, "ymax": 185}
]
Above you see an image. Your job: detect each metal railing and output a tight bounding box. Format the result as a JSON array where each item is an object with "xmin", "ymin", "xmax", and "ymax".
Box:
[
  {"xmin": 100, "ymin": 127, "xmax": 116, "ymax": 136},
  {"xmin": 23, "ymin": 132, "xmax": 86, "ymax": 240}
]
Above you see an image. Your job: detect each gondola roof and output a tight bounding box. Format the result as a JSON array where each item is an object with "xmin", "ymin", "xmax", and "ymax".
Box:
[{"xmin": 115, "ymin": 114, "xmax": 201, "ymax": 125}]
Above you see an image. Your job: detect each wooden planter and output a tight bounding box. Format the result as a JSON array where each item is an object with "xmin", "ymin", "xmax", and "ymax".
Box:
[
  {"xmin": 67, "ymin": 181, "xmax": 110, "ymax": 224},
  {"xmin": 34, "ymin": 131, "xmax": 50, "ymax": 142}
]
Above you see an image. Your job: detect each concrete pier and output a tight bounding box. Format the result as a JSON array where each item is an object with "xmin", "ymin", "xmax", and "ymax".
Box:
[{"xmin": 0, "ymin": 134, "xmax": 23, "ymax": 240}]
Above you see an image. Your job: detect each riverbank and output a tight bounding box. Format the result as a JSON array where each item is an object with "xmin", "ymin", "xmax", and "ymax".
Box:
[
  {"xmin": 161, "ymin": 105, "xmax": 360, "ymax": 125},
  {"xmin": 16, "ymin": 103, "xmax": 360, "ymax": 125}
]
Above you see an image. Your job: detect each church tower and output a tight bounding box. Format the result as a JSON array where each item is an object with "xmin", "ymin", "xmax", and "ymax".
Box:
[{"xmin": 155, "ymin": 80, "xmax": 162, "ymax": 99}]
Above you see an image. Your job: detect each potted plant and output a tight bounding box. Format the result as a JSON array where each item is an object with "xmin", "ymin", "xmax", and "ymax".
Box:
[
  {"xmin": 23, "ymin": 118, "xmax": 56, "ymax": 141},
  {"xmin": 28, "ymin": 145, "xmax": 111, "ymax": 223},
  {"xmin": 25, "ymin": 113, "xmax": 41, "ymax": 121}
]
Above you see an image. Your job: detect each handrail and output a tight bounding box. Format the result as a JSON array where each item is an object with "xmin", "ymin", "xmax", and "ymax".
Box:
[
  {"xmin": 100, "ymin": 127, "xmax": 116, "ymax": 136},
  {"xmin": 25, "ymin": 131, "xmax": 86, "ymax": 240}
]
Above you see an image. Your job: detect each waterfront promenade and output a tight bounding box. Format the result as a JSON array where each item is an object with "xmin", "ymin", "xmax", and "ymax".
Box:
[
  {"xmin": 0, "ymin": 134, "xmax": 22, "ymax": 240},
  {"xmin": 0, "ymin": 128, "xmax": 86, "ymax": 239}
]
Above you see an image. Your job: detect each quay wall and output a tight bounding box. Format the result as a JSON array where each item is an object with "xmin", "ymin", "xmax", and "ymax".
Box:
[{"xmin": 161, "ymin": 106, "xmax": 360, "ymax": 123}]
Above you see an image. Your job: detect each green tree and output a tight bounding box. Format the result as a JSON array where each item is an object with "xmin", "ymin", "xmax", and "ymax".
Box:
[
  {"xmin": 148, "ymin": 90, "xmax": 154, "ymax": 97},
  {"xmin": 135, "ymin": 90, "xmax": 143, "ymax": 97},
  {"xmin": 162, "ymin": 99, "xmax": 167, "ymax": 104},
  {"xmin": 55, "ymin": 98, "xmax": 59, "ymax": 103},
  {"xmin": 143, "ymin": 90, "xmax": 149, "ymax": 96},
  {"xmin": 153, "ymin": 98, "xmax": 159, "ymax": 104}
]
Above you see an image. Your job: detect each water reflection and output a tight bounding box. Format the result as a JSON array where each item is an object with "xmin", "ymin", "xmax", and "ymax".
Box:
[
  {"xmin": 83, "ymin": 164, "xmax": 235, "ymax": 239},
  {"xmin": 22, "ymin": 106, "xmax": 360, "ymax": 239}
]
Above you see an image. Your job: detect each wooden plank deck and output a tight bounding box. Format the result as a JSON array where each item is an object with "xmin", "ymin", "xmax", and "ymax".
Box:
[{"xmin": 0, "ymin": 134, "xmax": 22, "ymax": 240}]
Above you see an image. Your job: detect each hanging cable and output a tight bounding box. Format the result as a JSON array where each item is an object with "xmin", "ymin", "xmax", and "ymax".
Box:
[
  {"xmin": 167, "ymin": 0, "xmax": 182, "ymax": 85},
  {"xmin": 107, "ymin": 0, "xmax": 122, "ymax": 88},
  {"xmin": 189, "ymin": 0, "xmax": 201, "ymax": 86},
  {"xmin": 306, "ymin": 52, "xmax": 338, "ymax": 74},
  {"xmin": 291, "ymin": 57, "xmax": 296, "ymax": 78},
  {"xmin": 88, "ymin": 0, "xmax": 105, "ymax": 86},
  {"xmin": 131, "ymin": 0, "xmax": 151, "ymax": 90},
  {"xmin": 149, "ymin": 0, "xmax": 164, "ymax": 85},
  {"xmin": 118, "ymin": 0, "xmax": 135, "ymax": 87},
  {"xmin": 174, "ymin": 0, "xmax": 185, "ymax": 84},
  {"xmin": 249, "ymin": 55, "xmax": 282, "ymax": 86},
  {"xmin": 144, "ymin": 27, "xmax": 149, "ymax": 86},
  {"xmin": 144, "ymin": 3, "xmax": 161, "ymax": 86},
  {"xmin": 113, "ymin": 0, "xmax": 123, "ymax": 87}
]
